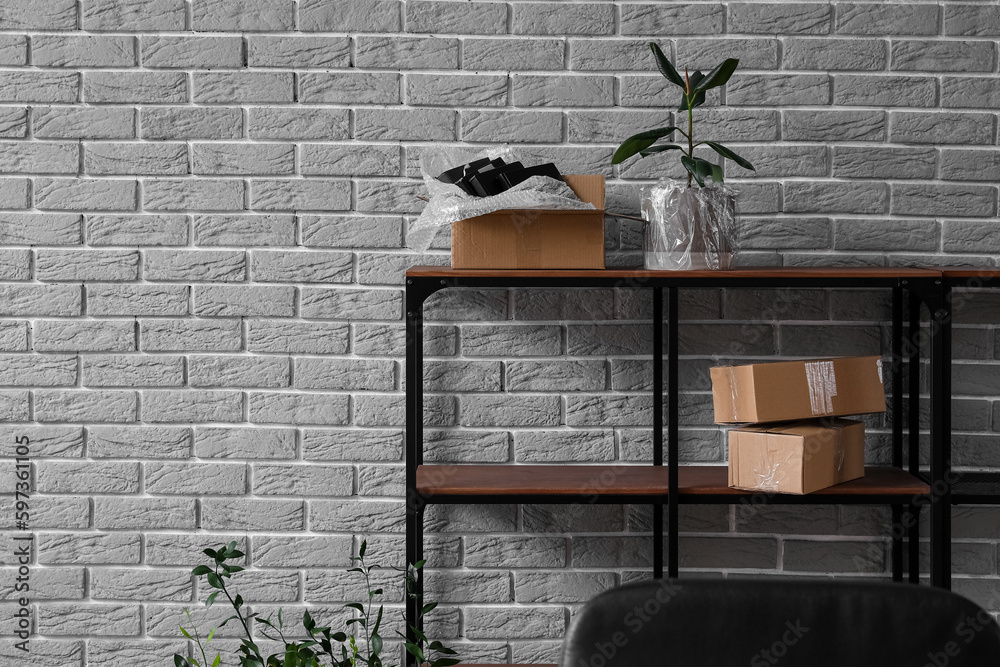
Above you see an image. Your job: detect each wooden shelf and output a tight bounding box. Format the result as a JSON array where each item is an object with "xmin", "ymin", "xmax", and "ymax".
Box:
[
  {"xmin": 416, "ymin": 464, "xmax": 930, "ymax": 503},
  {"xmin": 407, "ymin": 266, "xmax": 943, "ymax": 280}
]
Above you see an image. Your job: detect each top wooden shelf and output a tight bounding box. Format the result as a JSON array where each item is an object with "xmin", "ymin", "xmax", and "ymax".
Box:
[{"xmin": 406, "ymin": 266, "xmax": 944, "ymax": 279}]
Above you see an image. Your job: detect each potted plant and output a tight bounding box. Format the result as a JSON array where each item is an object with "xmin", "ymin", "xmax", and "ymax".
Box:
[
  {"xmin": 173, "ymin": 541, "xmax": 458, "ymax": 667},
  {"xmin": 612, "ymin": 43, "xmax": 755, "ymax": 270}
]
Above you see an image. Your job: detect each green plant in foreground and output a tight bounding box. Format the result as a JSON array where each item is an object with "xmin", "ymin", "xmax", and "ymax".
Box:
[
  {"xmin": 612, "ymin": 42, "xmax": 755, "ymax": 188},
  {"xmin": 173, "ymin": 541, "xmax": 458, "ymax": 667}
]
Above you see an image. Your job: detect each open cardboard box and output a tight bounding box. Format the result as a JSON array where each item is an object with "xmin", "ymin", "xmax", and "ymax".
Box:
[{"xmin": 451, "ymin": 174, "xmax": 605, "ymax": 269}]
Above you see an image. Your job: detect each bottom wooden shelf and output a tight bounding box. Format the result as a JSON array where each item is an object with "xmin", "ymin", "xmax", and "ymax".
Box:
[{"xmin": 415, "ymin": 464, "xmax": 930, "ymax": 504}]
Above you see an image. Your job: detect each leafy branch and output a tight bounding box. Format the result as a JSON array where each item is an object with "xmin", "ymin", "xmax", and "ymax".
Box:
[{"xmin": 612, "ymin": 42, "xmax": 755, "ymax": 188}]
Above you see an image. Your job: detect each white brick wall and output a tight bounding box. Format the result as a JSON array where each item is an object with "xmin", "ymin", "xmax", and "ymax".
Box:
[{"xmin": 1, "ymin": 0, "xmax": 1000, "ymax": 664}]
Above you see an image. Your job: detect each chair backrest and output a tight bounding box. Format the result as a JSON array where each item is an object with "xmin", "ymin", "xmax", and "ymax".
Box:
[{"xmin": 561, "ymin": 578, "xmax": 1000, "ymax": 667}]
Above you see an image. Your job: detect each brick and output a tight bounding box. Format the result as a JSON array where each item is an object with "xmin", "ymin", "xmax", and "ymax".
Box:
[
  {"xmin": 82, "ymin": 355, "xmax": 183, "ymax": 388},
  {"xmin": 35, "ymin": 390, "xmax": 137, "ymax": 423},
  {"xmin": 192, "ymin": 214, "xmax": 292, "ymax": 246},
  {"xmin": 945, "ymin": 220, "xmax": 1000, "ymax": 253},
  {"xmin": 783, "ymin": 37, "xmax": 886, "ymax": 71},
  {"xmin": 354, "ymin": 393, "xmax": 454, "ymax": 427},
  {"xmin": 785, "ymin": 181, "xmax": 888, "ymax": 215},
  {"xmin": 0, "ymin": 142, "xmax": 78, "ymax": 174},
  {"xmin": 87, "ymin": 214, "xmax": 187, "ymax": 245},
  {"xmin": 514, "ymin": 3, "xmax": 614, "ymax": 34},
  {"xmin": 300, "ymin": 0, "xmax": 401, "ymax": 31},
  {"xmin": 301, "ymin": 215, "xmax": 403, "ymax": 248},
  {"xmin": 249, "ymin": 393, "xmax": 350, "ymax": 425},
  {"xmin": 729, "ymin": 2, "xmax": 830, "ymax": 34},
  {"xmin": 88, "ymin": 426, "xmax": 190, "ymax": 458},
  {"xmin": 38, "ymin": 532, "xmax": 140, "ymax": 565},
  {"xmin": 312, "ymin": 499, "xmax": 404, "ymax": 532},
  {"xmin": 201, "ymin": 499, "xmax": 303, "ymax": 531},
  {"xmin": 85, "ymin": 143, "xmax": 186, "ymax": 175},
  {"xmin": 33, "ymin": 35, "xmax": 135, "ymax": 67},
  {"xmin": 462, "ymin": 324, "xmax": 560, "ymax": 356},
  {"xmin": 250, "ymin": 107, "xmax": 348, "ymax": 140},
  {"xmin": 89, "ymin": 640, "xmax": 188, "ymax": 667},
  {"xmin": 0, "ymin": 179, "xmax": 28, "ymax": 208},
  {"xmin": 89, "ymin": 285, "xmax": 188, "ymax": 317},
  {"xmin": 0, "ymin": 72, "xmax": 78, "ymax": 103},
  {"xmin": 39, "ymin": 603, "xmax": 140, "ymax": 636},
  {"xmin": 254, "ymin": 535, "xmax": 352, "ymax": 567},
  {"xmin": 36, "ymin": 322, "xmax": 131, "ymax": 355},
  {"xmin": 189, "ymin": 355, "xmax": 289, "ymax": 388},
  {"xmin": 0, "ymin": 285, "xmax": 80, "ymax": 317},
  {"xmin": 195, "ymin": 427, "xmax": 295, "ymax": 459},
  {"xmin": 0, "ymin": 35, "xmax": 26, "ymax": 66},
  {"xmin": 251, "ymin": 179, "xmax": 350, "ymax": 212},
  {"xmin": 145, "ymin": 462, "xmax": 247, "ymax": 495},
  {"xmin": 0, "ymin": 425, "xmax": 82, "ymax": 459},
  {"xmin": 943, "ymin": 76, "xmax": 1000, "ymax": 108},
  {"xmin": 836, "ymin": 3, "xmax": 938, "ymax": 35},
  {"xmin": 85, "ymin": 72, "xmax": 186, "ymax": 104},
  {"xmin": 784, "ymin": 540, "xmax": 884, "ymax": 573},
  {"xmin": 94, "ymin": 497, "xmax": 195, "ymax": 530},
  {"xmin": 426, "ymin": 360, "xmax": 501, "ymax": 392},
  {"xmin": 195, "ymin": 72, "xmax": 294, "ymax": 104},
  {"xmin": 515, "ymin": 571, "xmax": 614, "ymax": 603},
  {"xmin": 466, "ymin": 606, "xmax": 563, "ymax": 639},
  {"xmin": 462, "ymin": 109, "xmax": 562, "ymax": 144},
  {"xmin": 465, "ymin": 535, "xmax": 564, "ymax": 567},
  {"xmin": 141, "ymin": 107, "xmax": 242, "ymax": 140},
  {"xmin": 142, "ymin": 390, "xmax": 242, "ymax": 423},
  {"xmin": 301, "ymin": 287, "xmax": 402, "ymax": 320},
  {"xmin": 834, "ymin": 146, "xmax": 936, "ymax": 179},
  {"xmin": 783, "ymin": 110, "xmax": 885, "ymax": 141},
  {"xmin": 892, "ymin": 40, "xmax": 994, "ymax": 72},
  {"xmin": 0, "ymin": 322, "xmax": 27, "ymax": 352},
  {"xmin": 891, "ymin": 184, "xmax": 996, "ymax": 217},
  {"xmin": 249, "ymin": 36, "xmax": 349, "ymax": 68},
  {"xmin": 357, "ymin": 464, "xmax": 402, "ymax": 495},
  {"xmin": 355, "ymin": 179, "xmax": 424, "ymax": 213},
  {"xmin": 90, "ymin": 568, "xmax": 190, "ymax": 602},
  {"xmin": 460, "ymin": 395, "xmax": 560, "ymax": 427},
  {"xmin": 508, "ymin": 360, "xmax": 605, "ymax": 392},
  {"xmin": 728, "ymin": 73, "xmax": 830, "ymax": 106},
  {"xmin": 512, "ymin": 75, "xmax": 611, "ymax": 107},
  {"xmin": 356, "ymin": 36, "xmax": 457, "ymax": 69},
  {"xmin": 36, "ymin": 248, "xmax": 138, "ymax": 281},
  {"xmin": 0, "ymin": 107, "xmax": 27, "ymax": 138},
  {"xmin": 513, "ymin": 430, "xmax": 614, "ymax": 463},
  {"xmin": 247, "ymin": 320, "xmax": 349, "ymax": 354},
  {"xmin": 677, "ymin": 37, "xmax": 778, "ymax": 70},
  {"xmin": 35, "ymin": 107, "xmax": 135, "ymax": 140},
  {"xmin": 83, "ymin": 0, "xmax": 187, "ymax": 30},
  {"xmin": 254, "ymin": 464, "xmax": 353, "ymax": 496},
  {"xmin": 407, "ymin": 1, "xmax": 505, "ymax": 34},
  {"xmin": 295, "ymin": 358, "xmax": 395, "ymax": 390},
  {"xmin": 356, "ymin": 251, "xmax": 443, "ymax": 285},
  {"xmin": 0, "ymin": 212, "xmax": 80, "ymax": 244},
  {"xmin": 301, "ymin": 72, "xmax": 400, "ymax": 104},
  {"xmin": 303, "ymin": 429, "xmax": 401, "ymax": 462},
  {"xmin": 145, "ymin": 249, "xmax": 245, "ymax": 282},
  {"xmin": 891, "ymin": 111, "xmax": 993, "ymax": 145},
  {"xmin": 145, "ymin": 533, "xmax": 246, "ymax": 565},
  {"xmin": 0, "ymin": 354, "xmax": 74, "ymax": 386},
  {"xmin": 192, "ymin": 0, "xmax": 294, "ymax": 30},
  {"xmin": 194, "ymin": 285, "xmax": 295, "ymax": 317},
  {"xmin": 301, "ymin": 144, "xmax": 399, "ymax": 177},
  {"xmin": 407, "ymin": 73, "xmax": 507, "ymax": 106},
  {"xmin": 35, "ymin": 179, "xmax": 137, "ymax": 212},
  {"xmin": 0, "ymin": 0, "xmax": 77, "ymax": 29},
  {"xmin": 140, "ymin": 319, "xmax": 243, "ymax": 352},
  {"xmin": 833, "ymin": 74, "xmax": 935, "ymax": 108},
  {"xmin": 0, "ymin": 391, "xmax": 30, "ymax": 420},
  {"xmin": 144, "ymin": 179, "xmax": 245, "ymax": 211},
  {"xmin": 193, "ymin": 143, "xmax": 294, "ymax": 176},
  {"xmin": 142, "ymin": 35, "xmax": 242, "ymax": 68},
  {"xmin": 36, "ymin": 461, "xmax": 138, "ymax": 494},
  {"xmin": 0, "ymin": 566, "xmax": 83, "ymax": 600},
  {"xmin": 946, "ymin": 4, "xmax": 1000, "ymax": 36}
]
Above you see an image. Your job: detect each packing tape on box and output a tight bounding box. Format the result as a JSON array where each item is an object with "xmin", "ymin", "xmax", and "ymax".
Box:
[
  {"xmin": 726, "ymin": 366, "xmax": 741, "ymax": 422},
  {"xmin": 804, "ymin": 360, "xmax": 838, "ymax": 416}
]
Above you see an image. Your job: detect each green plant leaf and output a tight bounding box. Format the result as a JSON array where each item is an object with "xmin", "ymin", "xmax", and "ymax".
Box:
[
  {"xmin": 175, "ymin": 655, "xmax": 188, "ymax": 667},
  {"xmin": 431, "ymin": 659, "xmax": 461, "ymax": 667},
  {"xmin": 372, "ymin": 606, "xmax": 383, "ymax": 635},
  {"xmin": 344, "ymin": 602, "xmax": 365, "ymax": 613},
  {"xmin": 649, "ymin": 42, "xmax": 684, "ymax": 88},
  {"xmin": 371, "ymin": 633, "xmax": 383, "ymax": 655},
  {"xmin": 228, "ymin": 566, "xmax": 245, "ymax": 574},
  {"xmin": 612, "ymin": 127, "xmax": 680, "ymax": 164},
  {"xmin": 639, "ymin": 144, "xmax": 683, "ymax": 158},
  {"xmin": 181, "ymin": 627, "xmax": 193, "ymax": 640},
  {"xmin": 704, "ymin": 141, "xmax": 755, "ymax": 171},
  {"xmin": 212, "ymin": 656, "xmax": 221, "ymax": 667},
  {"xmin": 207, "ymin": 628, "xmax": 216, "ymax": 644},
  {"xmin": 420, "ymin": 602, "xmax": 437, "ymax": 615},
  {"xmin": 359, "ymin": 540, "xmax": 367, "ymax": 560},
  {"xmin": 413, "ymin": 559, "xmax": 426, "ymax": 570},
  {"xmin": 404, "ymin": 644, "xmax": 425, "ymax": 663},
  {"xmin": 303, "ymin": 610, "xmax": 315, "ymax": 632},
  {"xmin": 192, "ymin": 565, "xmax": 213, "ymax": 576},
  {"xmin": 234, "ymin": 594, "xmax": 243, "ymax": 609},
  {"xmin": 710, "ymin": 162, "xmax": 724, "ymax": 183},
  {"xmin": 206, "ymin": 573, "xmax": 224, "ymax": 589},
  {"xmin": 203, "ymin": 548, "xmax": 218, "ymax": 559},
  {"xmin": 694, "ymin": 58, "xmax": 739, "ymax": 92},
  {"xmin": 332, "ymin": 632, "xmax": 347, "ymax": 643},
  {"xmin": 206, "ymin": 591, "xmax": 220, "ymax": 608},
  {"xmin": 681, "ymin": 155, "xmax": 707, "ymax": 187},
  {"xmin": 678, "ymin": 71, "xmax": 705, "ymax": 111}
]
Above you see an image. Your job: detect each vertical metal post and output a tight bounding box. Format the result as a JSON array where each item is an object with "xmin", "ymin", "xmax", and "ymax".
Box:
[
  {"xmin": 653, "ymin": 287, "xmax": 664, "ymax": 579},
  {"xmin": 667, "ymin": 286, "xmax": 679, "ymax": 578},
  {"xmin": 907, "ymin": 289, "xmax": 921, "ymax": 583},
  {"xmin": 891, "ymin": 285, "xmax": 904, "ymax": 582},
  {"xmin": 928, "ymin": 280, "xmax": 952, "ymax": 590},
  {"xmin": 404, "ymin": 279, "xmax": 425, "ymax": 666}
]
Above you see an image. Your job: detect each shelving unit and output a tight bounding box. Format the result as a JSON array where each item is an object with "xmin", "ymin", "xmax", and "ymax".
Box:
[{"xmin": 404, "ymin": 266, "xmax": 953, "ymax": 667}]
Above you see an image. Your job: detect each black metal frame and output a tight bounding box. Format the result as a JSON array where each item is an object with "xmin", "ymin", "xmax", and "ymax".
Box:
[{"xmin": 403, "ymin": 271, "xmax": 952, "ymax": 663}]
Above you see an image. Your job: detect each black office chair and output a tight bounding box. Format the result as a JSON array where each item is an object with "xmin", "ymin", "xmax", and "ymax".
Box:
[{"xmin": 561, "ymin": 579, "xmax": 1000, "ymax": 667}]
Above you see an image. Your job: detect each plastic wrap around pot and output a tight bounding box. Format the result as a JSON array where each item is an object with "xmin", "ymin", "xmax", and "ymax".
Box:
[{"xmin": 642, "ymin": 179, "xmax": 740, "ymax": 271}]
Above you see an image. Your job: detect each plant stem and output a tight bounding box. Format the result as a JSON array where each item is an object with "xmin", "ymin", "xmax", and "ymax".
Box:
[
  {"xmin": 685, "ymin": 68, "xmax": 694, "ymax": 188},
  {"xmin": 216, "ymin": 563, "xmax": 261, "ymax": 661},
  {"xmin": 362, "ymin": 560, "xmax": 374, "ymax": 667}
]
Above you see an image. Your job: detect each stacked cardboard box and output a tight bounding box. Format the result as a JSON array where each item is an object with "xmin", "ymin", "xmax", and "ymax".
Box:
[{"xmin": 710, "ymin": 356, "xmax": 886, "ymax": 494}]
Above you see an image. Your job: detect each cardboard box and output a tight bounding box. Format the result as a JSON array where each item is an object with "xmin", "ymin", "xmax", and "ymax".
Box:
[
  {"xmin": 728, "ymin": 418, "xmax": 865, "ymax": 494},
  {"xmin": 451, "ymin": 174, "xmax": 605, "ymax": 269},
  {"xmin": 710, "ymin": 356, "xmax": 886, "ymax": 424}
]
